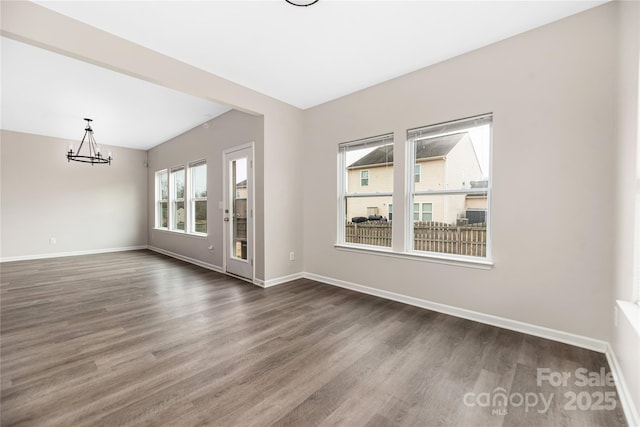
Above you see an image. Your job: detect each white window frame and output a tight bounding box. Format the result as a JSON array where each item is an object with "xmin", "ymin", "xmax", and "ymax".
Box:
[
  {"xmin": 404, "ymin": 113, "xmax": 493, "ymax": 264},
  {"xmin": 335, "ymin": 118, "xmax": 493, "ymax": 269},
  {"xmin": 338, "ymin": 133, "xmax": 394, "ymax": 247},
  {"xmin": 407, "ymin": 113, "xmax": 493, "ymax": 262},
  {"xmin": 170, "ymin": 166, "xmax": 186, "ymax": 232},
  {"xmin": 189, "ymin": 160, "xmax": 207, "ymax": 235},
  {"xmin": 155, "ymin": 170, "xmax": 168, "ymax": 229}
]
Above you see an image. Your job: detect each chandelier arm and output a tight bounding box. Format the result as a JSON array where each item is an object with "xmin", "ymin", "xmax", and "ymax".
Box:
[
  {"xmin": 76, "ymin": 130, "xmax": 88, "ymax": 156},
  {"xmin": 89, "ymin": 134, "xmax": 97, "ymax": 158}
]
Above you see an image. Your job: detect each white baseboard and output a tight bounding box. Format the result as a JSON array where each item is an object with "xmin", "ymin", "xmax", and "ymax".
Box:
[
  {"xmin": 255, "ymin": 272, "xmax": 305, "ymax": 288},
  {"xmin": 0, "ymin": 245, "xmax": 148, "ymax": 263},
  {"xmin": 303, "ymin": 272, "xmax": 608, "ymax": 353},
  {"xmin": 147, "ymin": 246, "xmax": 223, "ymax": 273},
  {"xmin": 606, "ymin": 343, "xmax": 640, "ymax": 427}
]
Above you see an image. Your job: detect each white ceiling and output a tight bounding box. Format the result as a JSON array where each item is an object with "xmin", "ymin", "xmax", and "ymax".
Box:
[
  {"xmin": 2, "ymin": 0, "xmax": 608, "ymax": 150},
  {"xmin": 1, "ymin": 37, "xmax": 231, "ymax": 150}
]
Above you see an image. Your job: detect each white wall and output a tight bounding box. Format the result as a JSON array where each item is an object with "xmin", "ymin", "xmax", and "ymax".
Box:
[
  {"xmin": 612, "ymin": 0, "xmax": 640, "ymax": 418},
  {"xmin": 303, "ymin": 3, "xmax": 618, "ymax": 341},
  {"xmin": 0, "ymin": 130, "xmax": 148, "ymax": 259},
  {"xmin": 146, "ymin": 110, "xmax": 264, "ymax": 277}
]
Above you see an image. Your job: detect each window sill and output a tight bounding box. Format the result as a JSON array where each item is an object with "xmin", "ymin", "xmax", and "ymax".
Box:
[
  {"xmin": 334, "ymin": 243, "xmax": 493, "ymax": 270},
  {"xmin": 153, "ymin": 228, "xmax": 207, "ymax": 238},
  {"xmin": 617, "ymin": 300, "xmax": 640, "ymax": 337}
]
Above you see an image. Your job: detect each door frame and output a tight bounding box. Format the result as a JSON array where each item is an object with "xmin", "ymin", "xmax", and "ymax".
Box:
[{"xmin": 222, "ymin": 142, "xmax": 255, "ymax": 283}]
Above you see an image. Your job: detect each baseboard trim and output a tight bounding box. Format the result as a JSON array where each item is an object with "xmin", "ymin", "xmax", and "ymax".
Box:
[
  {"xmin": 0, "ymin": 245, "xmax": 148, "ymax": 263},
  {"xmin": 147, "ymin": 246, "xmax": 223, "ymax": 274},
  {"xmin": 255, "ymin": 272, "xmax": 305, "ymax": 288},
  {"xmin": 303, "ymin": 272, "xmax": 608, "ymax": 353},
  {"xmin": 605, "ymin": 343, "xmax": 640, "ymax": 427}
]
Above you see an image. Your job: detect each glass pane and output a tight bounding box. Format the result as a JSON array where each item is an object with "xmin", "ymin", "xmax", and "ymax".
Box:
[
  {"xmin": 159, "ymin": 171, "xmax": 168, "ymax": 200},
  {"xmin": 173, "ymin": 201, "xmax": 185, "ymax": 230},
  {"xmin": 345, "ymin": 144, "xmax": 393, "ymax": 194},
  {"xmin": 192, "ymin": 163, "xmax": 207, "ymax": 198},
  {"xmin": 413, "ymin": 194, "xmax": 487, "ymax": 257},
  {"xmin": 172, "ymin": 168, "xmax": 185, "ymax": 199},
  {"xmin": 345, "ymin": 196, "xmax": 392, "ymax": 247},
  {"xmin": 232, "ymin": 158, "xmax": 248, "ymax": 260},
  {"xmin": 414, "ymin": 124, "xmax": 490, "ymax": 192},
  {"xmin": 422, "ymin": 203, "xmax": 433, "ymax": 222},
  {"xmin": 194, "ymin": 200, "xmax": 207, "ymax": 233},
  {"xmin": 158, "ymin": 201, "xmax": 167, "ymax": 228}
]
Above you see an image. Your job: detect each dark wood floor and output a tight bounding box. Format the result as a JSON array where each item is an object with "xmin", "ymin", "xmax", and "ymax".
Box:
[{"xmin": 0, "ymin": 250, "xmax": 628, "ymax": 427}]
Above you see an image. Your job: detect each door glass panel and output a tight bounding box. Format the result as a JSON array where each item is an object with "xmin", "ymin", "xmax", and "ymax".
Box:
[{"xmin": 232, "ymin": 158, "xmax": 248, "ymax": 260}]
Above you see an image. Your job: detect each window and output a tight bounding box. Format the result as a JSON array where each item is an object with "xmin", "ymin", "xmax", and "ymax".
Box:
[
  {"xmin": 156, "ymin": 162, "xmax": 206, "ymax": 235},
  {"xmin": 189, "ymin": 161, "xmax": 207, "ymax": 234},
  {"xmin": 360, "ymin": 170, "xmax": 369, "ymax": 187},
  {"xmin": 339, "ymin": 134, "xmax": 393, "ymax": 248},
  {"xmin": 155, "ymin": 170, "xmax": 168, "ymax": 228},
  {"xmin": 170, "ymin": 166, "xmax": 185, "ymax": 231},
  {"xmin": 415, "ymin": 164, "xmax": 421, "ymax": 183},
  {"xmin": 388, "ymin": 204, "xmax": 393, "ymax": 221},
  {"xmin": 408, "ymin": 114, "xmax": 492, "ymax": 259},
  {"xmin": 422, "ymin": 203, "xmax": 433, "ymax": 222},
  {"xmin": 413, "ymin": 202, "xmax": 433, "ymax": 221}
]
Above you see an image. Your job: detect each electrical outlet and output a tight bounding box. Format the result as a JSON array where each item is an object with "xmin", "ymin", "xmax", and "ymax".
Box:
[
  {"xmin": 289, "ymin": 251, "xmax": 295, "ymax": 261},
  {"xmin": 49, "ymin": 237, "xmax": 56, "ymax": 245}
]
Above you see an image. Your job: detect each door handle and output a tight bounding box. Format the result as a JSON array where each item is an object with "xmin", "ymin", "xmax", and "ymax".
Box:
[{"xmin": 223, "ymin": 217, "xmax": 230, "ymax": 222}]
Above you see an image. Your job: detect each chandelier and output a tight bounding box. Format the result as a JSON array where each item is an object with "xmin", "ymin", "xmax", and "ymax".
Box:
[
  {"xmin": 67, "ymin": 118, "xmax": 112, "ymax": 165},
  {"xmin": 285, "ymin": 0, "xmax": 319, "ymax": 6}
]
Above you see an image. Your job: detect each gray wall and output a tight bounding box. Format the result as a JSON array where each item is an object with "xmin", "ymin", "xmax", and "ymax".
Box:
[
  {"xmin": 147, "ymin": 109, "xmax": 264, "ymax": 278},
  {"xmin": 1, "ymin": 1, "xmax": 304, "ymax": 283},
  {"xmin": 612, "ymin": 0, "xmax": 640, "ymax": 414},
  {"xmin": 0, "ymin": 130, "xmax": 148, "ymax": 259},
  {"xmin": 2, "ymin": 4, "xmax": 638, "ymax": 414},
  {"xmin": 303, "ymin": 4, "xmax": 618, "ymax": 341}
]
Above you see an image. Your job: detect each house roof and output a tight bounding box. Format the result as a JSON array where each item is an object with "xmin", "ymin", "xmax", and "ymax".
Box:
[{"xmin": 348, "ymin": 132, "xmax": 467, "ymax": 168}]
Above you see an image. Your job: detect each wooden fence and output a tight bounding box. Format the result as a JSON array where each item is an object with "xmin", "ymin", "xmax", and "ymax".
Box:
[
  {"xmin": 345, "ymin": 221, "xmax": 486, "ymax": 257},
  {"xmin": 345, "ymin": 221, "xmax": 392, "ymax": 247}
]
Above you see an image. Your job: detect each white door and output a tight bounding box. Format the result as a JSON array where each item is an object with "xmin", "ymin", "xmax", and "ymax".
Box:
[{"xmin": 223, "ymin": 144, "xmax": 253, "ymax": 281}]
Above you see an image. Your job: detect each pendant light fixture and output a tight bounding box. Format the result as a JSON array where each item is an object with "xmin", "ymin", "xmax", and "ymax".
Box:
[
  {"xmin": 285, "ymin": 0, "xmax": 319, "ymax": 6},
  {"xmin": 67, "ymin": 118, "xmax": 112, "ymax": 165}
]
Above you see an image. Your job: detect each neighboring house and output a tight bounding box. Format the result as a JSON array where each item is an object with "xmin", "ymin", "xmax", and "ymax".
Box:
[
  {"xmin": 347, "ymin": 132, "xmax": 487, "ymax": 224},
  {"xmin": 234, "ymin": 179, "xmax": 248, "ymax": 258}
]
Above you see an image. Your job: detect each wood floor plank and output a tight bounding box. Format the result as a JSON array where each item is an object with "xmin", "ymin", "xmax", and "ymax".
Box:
[{"xmin": 0, "ymin": 250, "xmax": 628, "ymax": 426}]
